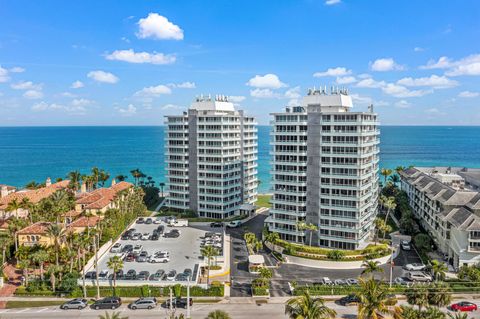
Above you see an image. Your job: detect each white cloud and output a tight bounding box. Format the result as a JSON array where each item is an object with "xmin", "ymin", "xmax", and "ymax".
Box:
[
  {"xmin": 414, "ymin": 47, "xmax": 425, "ymax": 52},
  {"xmin": 396, "ymin": 75, "xmax": 458, "ymax": 89},
  {"xmin": 31, "ymin": 101, "xmax": 86, "ymax": 114},
  {"xmin": 9, "ymin": 67, "xmax": 25, "ymax": 73},
  {"xmin": 135, "ymin": 84, "xmax": 172, "ymax": 97},
  {"xmin": 105, "ymin": 49, "xmax": 176, "ymax": 65},
  {"xmin": 71, "ymin": 80, "xmax": 84, "ymax": 89},
  {"xmin": 395, "ymin": 100, "xmax": 411, "ymax": 108},
  {"xmin": 137, "ymin": 13, "xmax": 184, "ymax": 40},
  {"xmin": 11, "ymin": 81, "xmax": 42, "ymax": 90},
  {"xmin": 23, "ymin": 90, "xmax": 44, "ymax": 99},
  {"xmin": 72, "ymin": 98, "xmax": 93, "ymax": 107},
  {"xmin": 336, "ymin": 76, "xmax": 357, "ymax": 84},
  {"xmin": 313, "ymin": 67, "xmax": 351, "ymax": 77},
  {"xmin": 350, "ymin": 94, "xmax": 372, "ymax": 105},
  {"xmin": 370, "ymin": 58, "xmax": 404, "ymax": 71},
  {"xmin": 250, "ymin": 88, "xmax": 279, "ymax": 98},
  {"xmin": 458, "ymin": 91, "xmax": 479, "ymax": 98},
  {"xmin": 168, "ymin": 81, "xmax": 196, "ymax": 89},
  {"xmin": 59, "ymin": 92, "xmax": 77, "ymax": 98},
  {"xmin": 87, "ymin": 70, "xmax": 119, "ymax": 84},
  {"xmin": 357, "ymin": 73, "xmax": 371, "ymax": 79},
  {"xmin": 246, "ymin": 74, "xmax": 286, "ymax": 89},
  {"xmin": 162, "ymin": 104, "xmax": 182, "ymax": 110},
  {"xmin": 284, "ymin": 86, "xmax": 301, "ymax": 105},
  {"xmin": 229, "ymin": 96, "xmax": 246, "ymax": 103},
  {"xmin": 356, "ymin": 78, "xmax": 386, "ymax": 88},
  {"xmin": 0, "ymin": 66, "xmax": 9, "ymax": 82},
  {"xmin": 420, "ymin": 54, "xmax": 480, "ymax": 76},
  {"xmin": 118, "ymin": 104, "xmax": 137, "ymax": 116},
  {"xmin": 425, "ymin": 107, "xmax": 446, "ymax": 116},
  {"xmin": 381, "ymin": 83, "xmax": 431, "ymax": 98},
  {"xmin": 325, "ymin": 0, "xmax": 341, "ymax": 5}
]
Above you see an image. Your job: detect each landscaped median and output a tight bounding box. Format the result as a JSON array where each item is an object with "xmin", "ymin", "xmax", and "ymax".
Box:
[{"xmin": 265, "ymin": 238, "xmax": 393, "ymax": 269}]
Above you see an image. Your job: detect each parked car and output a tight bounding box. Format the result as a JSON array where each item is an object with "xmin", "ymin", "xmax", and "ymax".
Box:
[
  {"xmin": 124, "ymin": 252, "xmax": 136, "ymax": 262},
  {"xmin": 150, "ymin": 233, "xmax": 159, "ymax": 240},
  {"xmin": 61, "ymin": 298, "xmax": 88, "ymax": 310},
  {"xmin": 136, "ymin": 218, "xmax": 145, "ymax": 224},
  {"xmin": 166, "ymin": 270, "xmax": 177, "ymax": 281},
  {"xmin": 109, "ymin": 269, "xmax": 124, "ymax": 280},
  {"xmin": 137, "ymin": 271, "xmax": 150, "ymax": 281},
  {"xmin": 154, "ymin": 250, "xmax": 170, "ymax": 257},
  {"xmin": 136, "ymin": 251, "xmax": 149, "ymax": 262},
  {"xmin": 125, "ymin": 269, "xmax": 137, "ymax": 280},
  {"xmin": 98, "ymin": 270, "xmax": 109, "ymax": 280},
  {"xmin": 131, "ymin": 232, "xmax": 142, "ymax": 241},
  {"xmin": 149, "ymin": 269, "xmax": 166, "ymax": 281},
  {"xmin": 164, "ymin": 297, "xmax": 193, "ymax": 309},
  {"xmin": 129, "ymin": 297, "xmax": 157, "ymax": 310},
  {"xmin": 334, "ymin": 279, "xmax": 348, "ymax": 285},
  {"xmin": 121, "ymin": 232, "xmax": 130, "ymax": 240},
  {"xmin": 156, "ymin": 225, "xmax": 165, "ymax": 234},
  {"xmin": 226, "ymin": 220, "xmax": 242, "ymax": 228},
  {"xmin": 169, "ymin": 219, "xmax": 188, "ymax": 227},
  {"xmin": 176, "ymin": 273, "xmax": 188, "ymax": 281},
  {"xmin": 210, "ymin": 222, "xmax": 223, "ymax": 228},
  {"xmin": 451, "ymin": 301, "xmax": 478, "ymax": 312},
  {"xmin": 183, "ymin": 268, "xmax": 192, "ymax": 278},
  {"xmin": 85, "ymin": 271, "xmax": 96, "ymax": 279},
  {"xmin": 92, "ymin": 297, "xmax": 122, "ymax": 310},
  {"xmin": 145, "ymin": 218, "xmax": 153, "ymax": 224},
  {"xmin": 154, "ymin": 217, "xmax": 163, "ymax": 224},
  {"xmin": 149, "ymin": 255, "xmax": 170, "ymax": 263},
  {"xmin": 401, "ymin": 240, "xmax": 411, "ymax": 251},
  {"xmin": 346, "ymin": 278, "xmax": 359, "ymax": 285},
  {"xmin": 110, "ymin": 243, "xmax": 122, "ymax": 253},
  {"xmin": 394, "ymin": 277, "xmax": 411, "ymax": 286},
  {"xmin": 407, "ymin": 271, "xmax": 432, "ymax": 282},
  {"xmin": 404, "ymin": 263, "xmax": 426, "ymax": 271},
  {"xmin": 122, "ymin": 244, "xmax": 133, "ymax": 253},
  {"xmin": 338, "ymin": 294, "xmax": 360, "ymax": 306},
  {"xmin": 141, "ymin": 233, "xmax": 150, "ymax": 241},
  {"xmin": 132, "ymin": 244, "xmax": 143, "ymax": 255},
  {"xmin": 322, "ymin": 277, "xmax": 333, "ymax": 285},
  {"xmin": 164, "ymin": 230, "xmax": 180, "ymax": 238}
]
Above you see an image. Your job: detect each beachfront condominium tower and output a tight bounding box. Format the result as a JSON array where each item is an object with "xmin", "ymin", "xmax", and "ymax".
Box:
[
  {"xmin": 267, "ymin": 87, "xmax": 380, "ymax": 250},
  {"xmin": 165, "ymin": 95, "xmax": 258, "ymax": 219}
]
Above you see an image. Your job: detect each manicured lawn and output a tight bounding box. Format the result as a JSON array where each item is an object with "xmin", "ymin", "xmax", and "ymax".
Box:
[
  {"xmin": 257, "ymin": 194, "xmax": 272, "ymax": 208},
  {"xmin": 6, "ymin": 300, "xmax": 65, "ymax": 308}
]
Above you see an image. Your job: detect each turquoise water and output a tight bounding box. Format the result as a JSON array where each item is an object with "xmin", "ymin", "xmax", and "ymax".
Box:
[{"xmin": 0, "ymin": 126, "xmax": 479, "ymax": 193}]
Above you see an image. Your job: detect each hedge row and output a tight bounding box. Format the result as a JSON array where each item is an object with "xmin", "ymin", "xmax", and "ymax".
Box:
[
  {"xmin": 252, "ymin": 287, "xmax": 269, "ymax": 296},
  {"xmin": 274, "ymin": 239, "xmax": 389, "ymax": 257}
]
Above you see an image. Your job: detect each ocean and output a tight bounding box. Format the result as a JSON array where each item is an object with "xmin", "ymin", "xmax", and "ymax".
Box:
[{"xmin": 1, "ymin": 126, "xmax": 479, "ymax": 193}]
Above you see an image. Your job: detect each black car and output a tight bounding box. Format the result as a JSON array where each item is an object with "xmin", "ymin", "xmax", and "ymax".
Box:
[
  {"xmin": 136, "ymin": 217, "xmax": 145, "ymax": 224},
  {"xmin": 150, "ymin": 233, "xmax": 159, "ymax": 240},
  {"xmin": 137, "ymin": 271, "xmax": 150, "ymax": 281},
  {"xmin": 210, "ymin": 222, "xmax": 223, "ymax": 228},
  {"xmin": 145, "ymin": 218, "xmax": 153, "ymax": 224},
  {"xmin": 164, "ymin": 297, "xmax": 193, "ymax": 309},
  {"xmin": 92, "ymin": 297, "xmax": 122, "ymax": 310},
  {"xmin": 85, "ymin": 271, "xmax": 96, "ymax": 279},
  {"xmin": 125, "ymin": 269, "xmax": 137, "ymax": 280},
  {"xmin": 164, "ymin": 230, "xmax": 180, "ymax": 238},
  {"xmin": 122, "ymin": 244, "xmax": 133, "ymax": 253},
  {"xmin": 121, "ymin": 232, "xmax": 131, "ymax": 240},
  {"xmin": 338, "ymin": 294, "xmax": 360, "ymax": 306},
  {"xmin": 156, "ymin": 225, "xmax": 165, "ymax": 234},
  {"xmin": 108, "ymin": 269, "xmax": 124, "ymax": 280}
]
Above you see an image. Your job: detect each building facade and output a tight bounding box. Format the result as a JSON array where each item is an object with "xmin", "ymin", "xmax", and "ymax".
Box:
[
  {"xmin": 165, "ymin": 95, "xmax": 258, "ymax": 219},
  {"xmin": 267, "ymin": 88, "xmax": 380, "ymax": 250},
  {"xmin": 400, "ymin": 167, "xmax": 480, "ymax": 267}
]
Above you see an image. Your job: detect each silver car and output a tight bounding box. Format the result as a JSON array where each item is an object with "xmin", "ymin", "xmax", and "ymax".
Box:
[
  {"xmin": 61, "ymin": 298, "xmax": 88, "ymax": 310},
  {"xmin": 129, "ymin": 297, "xmax": 157, "ymax": 310}
]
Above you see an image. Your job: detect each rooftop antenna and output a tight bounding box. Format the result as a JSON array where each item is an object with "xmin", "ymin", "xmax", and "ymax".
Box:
[{"xmin": 368, "ymin": 104, "xmax": 374, "ymax": 113}]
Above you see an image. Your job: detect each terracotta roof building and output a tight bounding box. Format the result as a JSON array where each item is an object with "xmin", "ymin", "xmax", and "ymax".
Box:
[{"xmin": 74, "ymin": 181, "xmax": 133, "ymax": 215}]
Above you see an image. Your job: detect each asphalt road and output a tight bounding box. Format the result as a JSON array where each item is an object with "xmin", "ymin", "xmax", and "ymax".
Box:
[
  {"xmin": 227, "ymin": 212, "xmax": 425, "ymax": 297},
  {"xmin": 2, "ymin": 300, "xmax": 480, "ymax": 319}
]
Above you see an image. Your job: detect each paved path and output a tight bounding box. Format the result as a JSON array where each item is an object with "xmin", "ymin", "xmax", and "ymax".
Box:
[{"xmin": 0, "ymin": 264, "xmax": 21, "ymax": 309}]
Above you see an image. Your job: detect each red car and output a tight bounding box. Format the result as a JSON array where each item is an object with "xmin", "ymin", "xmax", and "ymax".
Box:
[
  {"xmin": 124, "ymin": 252, "xmax": 135, "ymax": 262},
  {"xmin": 451, "ymin": 301, "xmax": 478, "ymax": 312}
]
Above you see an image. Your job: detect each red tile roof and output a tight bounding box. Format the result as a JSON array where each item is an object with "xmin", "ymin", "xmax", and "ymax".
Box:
[
  {"xmin": 111, "ymin": 181, "xmax": 133, "ymax": 193},
  {"xmin": 75, "ymin": 182, "xmax": 133, "ymax": 210},
  {"xmin": 69, "ymin": 216, "xmax": 100, "ymax": 228},
  {"xmin": 61, "ymin": 209, "xmax": 82, "ymax": 218},
  {"xmin": 17, "ymin": 222, "xmax": 52, "ymax": 235},
  {"xmin": 0, "ymin": 180, "xmax": 70, "ymax": 210}
]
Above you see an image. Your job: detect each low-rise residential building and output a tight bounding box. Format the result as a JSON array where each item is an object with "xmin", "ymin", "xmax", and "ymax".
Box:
[
  {"xmin": 17, "ymin": 222, "xmax": 58, "ymax": 247},
  {"xmin": 74, "ymin": 181, "xmax": 134, "ymax": 215},
  {"xmin": 0, "ymin": 184, "xmax": 16, "ymax": 198},
  {"xmin": 68, "ymin": 216, "xmax": 101, "ymax": 233},
  {"xmin": 400, "ymin": 167, "xmax": 480, "ymax": 267}
]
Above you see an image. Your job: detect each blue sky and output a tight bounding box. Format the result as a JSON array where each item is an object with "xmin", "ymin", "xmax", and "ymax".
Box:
[{"xmin": 0, "ymin": 0, "xmax": 479, "ymax": 126}]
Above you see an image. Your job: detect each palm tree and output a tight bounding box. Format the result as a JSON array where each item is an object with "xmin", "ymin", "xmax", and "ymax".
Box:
[
  {"xmin": 205, "ymin": 310, "xmax": 232, "ymax": 319},
  {"xmin": 32, "ymin": 249, "xmax": 50, "ymax": 280},
  {"xmin": 46, "ymin": 223, "xmax": 65, "ymax": 266},
  {"xmin": 91, "ymin": 167, "xmax": 100, "ymax": 189},
  {"xmin": 356, "ymin": 277, "xmax": 397, "ymax": 319},
  {"xmin": 296, "ymin": 221, "xmax": 318, "ymax": 246},
  {"xmin": 389, "ymin": 174, "xmax": 401, "ymax": 187},
  {"xmin": 361, "ymin": 260, "xmax": 384, "ymax": 276},
  {"xmin": 285, "ymin": 291, "xmax": 336, "ymax": 319},
  {"xmin": 6, "ymin": 198, "xmax": 21, "ymax": 218},
  {"xmin": 159, "ymin": 182, "xmax": 165, "ymax": 197},
  {"xmin": 130, "ymin": 169, "xmax": 142, "ymax": 186},
  {"xmin": 380, "ymin": 168, "xmax": 393, "ymax": 185},
  {"xmin": 25, "ymin": 180, "xmax": 40, "ymax": 189},
  {"xmin": 428, "ymin": 282, "xmax": 452, "ymax": 308},
  {"xmin": 67, "ymin": 170, "xmax": 81, "ymax": 191},
  {"xmin": 405, "ymin": 284, "xmax": 429, "ymax": 311},
  {"xmin": 17, "ymin": 259, "xmax": 30, "ymax": 287},
  {"xmin": 265, "ymin": 232, "xmax": 280, "ymax": 253},
  {"xmin": 107, "ymin": 255, "xmax": 123, "ymax": 295},
  {"xmin": 395, "ymin": 166, "xmax": 405, "ymax": 174},
  {"xmin": 448, "ymin": 312, "xmax": 469, "ymax": 319},
  {"xmin": 99, "ymin": 170, "xmax": 110, "ymax": 187},
  {"xmin": 383, "ymin": 196, "xmax": 397, "ymax": 225},
  {"xmin": 98, "ymin": 311, "xmax": 129, "ymax": 319},
  {"xmin": 201, "ymin": 245, "xmax": 219, "ymax": 285},
  {"xmin": 258, "ymin": 267, "xmax": 273, "ymax": 287},
  {"xmin": 430, "ymin": 260, "xmax": 448, "ymax": 281},
  {"xmin": 0, "ymin": 235, "xmax": 12, "ymax": 266},
  {"xmin": 115, "ymin": 175, "xmax": 127, "ymax": 182},
  {"xmin": 19, "ymin": 197, "xmax": 33, "ymax": 223}
]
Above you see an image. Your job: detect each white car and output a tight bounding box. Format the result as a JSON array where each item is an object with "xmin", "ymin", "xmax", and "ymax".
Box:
[
  {"xmin": 141, "ymin": 233, "xmax": 150, "ymax": 240},
  {"xmin": 322, "ymin": 277, "xmax": 333, "ymax": 285},
  {"xmin": 110, "ymin": 243, "xmax": 122, "ymax": 253},
  {"xmin": 226, "ymin": 220, "xmax": 242, "ymax": 228},
  {"xmin": 394, "ymin": 277, "xmax": 411, "ymax": 286},
  {"xmin": 404, "ymin": 263, "xmax": 426, "ymax": 271},
  {"xmin": 148, "ymin": 255, "xmax": 170, "ymax": 263},
  {"xmin": 154, "ymin": 250, "xmax": 170, "ymax": 257},
  {"xmin": 132, "ymin": 244, "xmax": 143, "ymax": 254},
  {"xmin": 153, "ymin": 217, "xmax": 163, "ymax": 224},
  {"xmin": 407, "ymin": 271, "xmax": 432, "ymax": 282},
  {"xmin": 401, "ymin": 240, "xmax": 411, "ymax": 250}
]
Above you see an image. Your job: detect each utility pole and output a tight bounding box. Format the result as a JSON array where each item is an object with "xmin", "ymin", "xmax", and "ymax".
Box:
[
  {"xmin": 187, "ymin": 276, "xmax": 191, "ymax": 319},
  {"xmin": 94, "ymin": 234, "xmax": 100, "ymax": 299},
  {"xmin": 169, "ymin": 287, "xmax": 173, "ymax": 312},
  {"xmin": 389, "ymin": 245, "xmax": 394, "ymax": 288}
]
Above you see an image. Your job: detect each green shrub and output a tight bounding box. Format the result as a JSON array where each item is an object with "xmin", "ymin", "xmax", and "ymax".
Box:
[{"xmin": 326, "ymin": 250, "xmax": 345, "ymax": 260}]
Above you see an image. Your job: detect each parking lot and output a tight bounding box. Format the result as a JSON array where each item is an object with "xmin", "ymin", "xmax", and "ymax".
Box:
[{"xmin": 89, "ymin": 217, "xmax": 224, "ymax": 285}]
